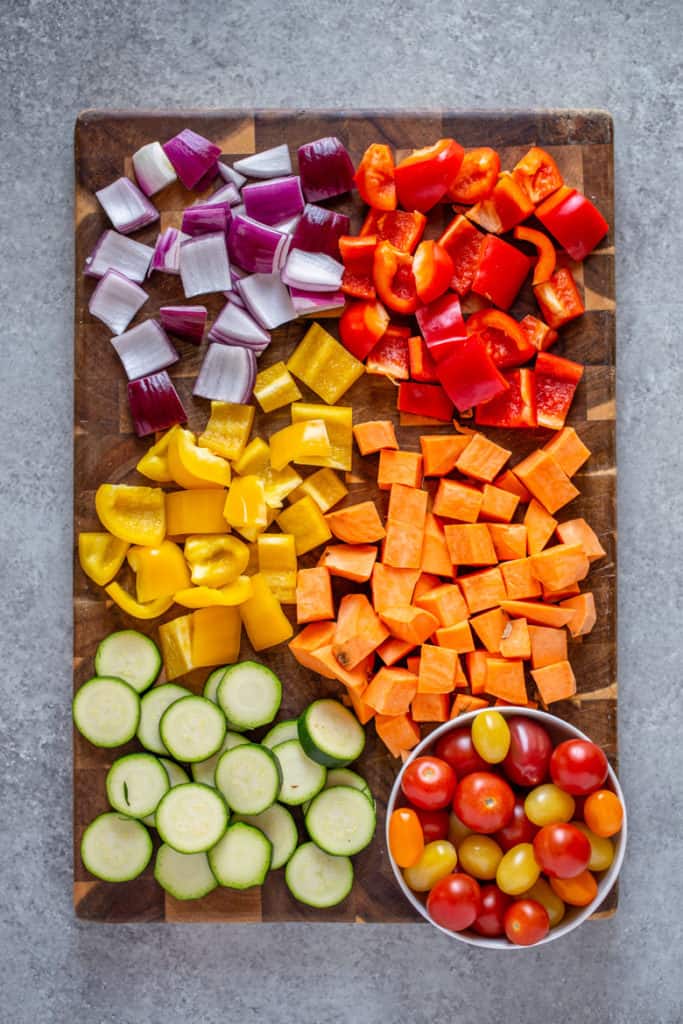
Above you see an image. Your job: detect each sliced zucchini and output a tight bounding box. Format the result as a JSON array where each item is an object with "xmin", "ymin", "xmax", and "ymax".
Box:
[
  {"xmin": 203, "ymin": 666, "xmax": 228, "ymax": 704},
  {"xmin": 302, "ymin": 767, "xmax": 373, "ymax": 814},
  {"xmin": 298, "ymin": 698, "xmax": 365, "ymax": 768},
  {"xmin": 215, "ymin": 743, "xmax": 282, "ymax": 815},
  {"xmin": 154, "ymin": 844, "xmax": 217, "ymax": 900},
  {"xmin": 142, "ymin": 758, "xmax": 190, "ymax": 828},
  {"xmin": 137, "ymin": 683, "xmax": 191, "ymax": 755},
  {"xmin": 159, "ymin": 695, "xmax": 226, "ymax": 763},
  {"xmin": 81, "ymin": 813, "xmax": 152, "ymax": 882},
  {"xmin": 234, "ymin": 804, "xmax": 298, "ymax": 870},
  {"xmin": 217, "ymin": 661, "xmax": 282, "ymax": 730},
  {"xmin": 285, "ymin": 842, "xmax": 353, "ymax": 908},
  {"xmin": 72, "ymin": 676, "xmax": 140, "ymax": 748},
  {"xmin": 262, "ymin": 719, "xmax": 299, "ymax": 749},
  {"xmin": 305, "ymin": 785, "xmax": 376, "ymax": 856},
  {"xmin": 155, "ymin": 783, "xmax": 229, "ymax": 854},
  {"xmin": 191, "ymin": 732, "xmax": 250, "ymax": 788},
  {"xmin": 208, "ymin": 822, "xmax": 272, "ymax": 889},
  {"xmin": 272, "ymin": 738, "xmax": 326, "ymax": 806},
  {"xmin": 106, "ymin": 753, "xmax": 170, "ymax": 818},
  {"xmin": 95, "ymin": 630, "xmax": 161, "ymax": 694}
]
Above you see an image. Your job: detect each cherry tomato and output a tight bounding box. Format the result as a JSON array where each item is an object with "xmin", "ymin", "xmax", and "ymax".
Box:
[
  {"xmin": 435, "ymin": 727, "xmax": 488, "ymax": 777},
  {"xmin": 471, "ymin": 884, "xmax": 512, "ymax": 937},
  {"xmin": 502, "ymin": 716, "xmax": 552, "ymax": 787},
  {"xmin": 426, "ymin": 873, "xmax": 482, "ymax": 932},
  {"xmin": 471, "ymin": 710, "xmax": 510, "ymax": 764},
  {"xmin": 522, "ymin": 878, "xmax": 566, "ymax": 928},
  {"xmin": 495, "ymin": 796, "xmax": 539, "ymax": 852},
  {"xmin": 571, "ymin": 822, "xmax": 615, "ymax": 872},
  {"xmin": 388, "ymin": 808, "xmax": 424, "ymax": 868},
  {"xmin": 401, "ymin": 756, "xmax": 457, "ymax": 811},
  {"xmin": 457, "ymin": 834, "xmax": 503, "ymax": 880},
  {"xmin": 402, "ymin": 839, "xmax": 457, "ymax": 892},
  {"xmin": 448, "ymin": 811, "xmax": 473, "ymax": 848},
  {"xmin": 453, "ymin": 772, "xmax": 515, "ymax": 834},
  {"xmin": 550, "ymin": 739, "xmax": 608, "ymax": 796},
  {"xmin": 496, "ymin": 842, "xmax": 541, "ymax": 895},
  {"xmin": 583, "ymin": 789, "xmax": 623, "ymax": 837},
  {"xmin": 524, "ymin": 784, "xmax": 575, "ymax": 826},
  {"xmin": 414, "ymin": 808, "xmax": 450, "ymax": 843},
  {"xmin": 504, "ymin": 899, "xmax": 550, "ymax": 946},
  {"xmin": 550, "ymin": 869, "xmax": 598, "ymax": 907},
  {"xmin": 533, "ymin": 823, "xmax": 591, "ymax": 879}
]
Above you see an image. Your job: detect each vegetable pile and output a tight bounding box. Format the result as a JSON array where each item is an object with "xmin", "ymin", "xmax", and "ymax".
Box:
[{"xmin": 389, "ymin": 710, "xmax": 623, "ymax": 945}]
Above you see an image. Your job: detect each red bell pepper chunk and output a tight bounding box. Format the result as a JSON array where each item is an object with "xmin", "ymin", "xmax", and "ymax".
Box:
[
  {"xmin": 468, "ymin": 174, "xmax": 535, "ymax": 235},
  {"xmin": 394, "ymin": 139, "xmax": 465, "ymax": 212},
  {"xmin": 513, "ymin": 225, "xmax": 557, "ymax": 285},
  {"xmin": 408, "ymin": 335, "xmax": 439, "ymax": 382},
  {"xmin": 436, "ymin": 336, "xmax": 509, "ymax": 412},
  {"xmin": 373, "ymin": 241, "xmax": 419, "ymax": 314},
  {"xmin": 534, "ymin": 351, "xmax": 583, "ymax": 429},
  {"xmin": 438, "ymin": 215, "xmax": 485, "ymax": 296},
  {"xmin": 397, "ymin": 382, "xmax": 454, "ymax": 422},
  {"xmin": 339, "ymin": 299, "xmax": 390, "ymax": 360},
  {"xmin": 465, "ymin": 309, "xmax": 536, "ymax": 369},
  {"xmin": 471, "ymin": 236, "xmax": 532, "ymax": 310},
  {"xmin": 366, "ymin": 325, "xmax": 411, "ymax": 380},
  {"xmin": 339, "ymin": 234, "xmax": 377, "ymax": 300},
  {"xmin": 360, "ymin": 208, "xmax": 381, "ymax": 236},
  {"xmin": 413, "ymin": 240, "xmax": 454, "ymax": 304},
  {"xmin": 376, "ymin": 210, "xmax": 426, "ymax": 253},
  {"xmin": 475, "ymin": 368, "xmax": 538, "ymax": 428},
  {"xmin": 416, "ymin": 292, "xmax": 467, "ymax": 363},
  {"xmin": 511, "ymin": 147, "xmax": 564, "ymax": 205},
  {"xmin": 536, "ymin": 187, "xmax": 609, "ymax": 261},
  {"xmin": 534, "ymin": 267, "xmax": 585, "ymax": 329},
  {"xmin": 448, "ymin": 147, "xmax": 500, "ymax": 204},
  {"xmin": 353, "ymin": 143, "xmax": 397, "ymax": 211},
  {"xmin": 519, "ymin": 314, "xmax": 558, "ymax": 353}
]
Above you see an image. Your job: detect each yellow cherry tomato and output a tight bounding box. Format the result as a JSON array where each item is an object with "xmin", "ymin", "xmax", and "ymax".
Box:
[
  {"xmin": 389, "ymin": 808, "xmax": 425, "ymax": 868},
  {"xmin": 524, "ymin": 784, "xmax": 575, "ymax": 826},
  {"xmin": 523, "ymin": 878, "xmax": 566, "ymax": 928},
  {"xmin": 572, "ymin": 822, "xmax": 615, "ymax": 872},
  {"xmin": 584, "ymin": 789, "xmax": 623, "ymax": 837},
  {"xmin": 496, "ymin": 842, "xmax": 541, "ymax": 896},
  {"xmin": 402, "ymin": 840, "xmax": 457, "ymax": 893},
  {"xmin": 448, "ymin": 812, "xmax": 473, "ymax": 849},
  {"xmin": 471, "ymin": 710, "xmax": 511, "ymax": 764},
  {"xmin": 457, "ymin": 834, "xmax": 503, "ymax": 880}
]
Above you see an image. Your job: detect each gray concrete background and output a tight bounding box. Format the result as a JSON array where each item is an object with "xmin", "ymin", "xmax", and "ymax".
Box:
[{"xmin": 1, "ymin": 1, "xmax": 681, "ymax": 1021}]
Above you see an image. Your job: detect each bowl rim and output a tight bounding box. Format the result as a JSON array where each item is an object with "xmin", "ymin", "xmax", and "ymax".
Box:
[{"xmin": 385, "ymin": 706, "xmax": 627, "ymax": 949}]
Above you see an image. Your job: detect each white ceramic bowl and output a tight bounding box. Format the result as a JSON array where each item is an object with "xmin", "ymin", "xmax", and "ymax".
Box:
[{"xmin": 386, "ymin": 706, "xmax": 626, "ymax": 948}]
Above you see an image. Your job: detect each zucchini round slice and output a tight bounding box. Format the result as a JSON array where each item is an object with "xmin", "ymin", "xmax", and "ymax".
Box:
[
  {"xmin": 191, "ymin": 732, "xmax": 250, "ymax": 788},
  {"xmin": 203, "ymin": 666, "xmax": 228, "ymax": 704},
  {"xmin": 261, "ymin": 719, "xmax": 299, "ymax": 749},
  {"xmin": 72, "ymin": 676, "xmax": 140, "ymax": 748},
  {"xmin": 81, "ymin": 813, "xmax": 152, "ymax": 882},
  {"xmin": 298, "ymin": 699, "xmax": 365, "ymax": 768},
  {"xmin": 272, "ymin": 739, "xmax": 326, "ymax": 807},
  {"xmin": 217, "ymin": 662, "xmax": 282, "ymax": 730},
  {"xmin": 106, "ymin": 753, "xmax": 170, "ymax": 818},
  {"xmin": 302, "ymin": 767, "xmax": 374, "ymax": 815},
  {"xmin": 285, "ymin": 842, "xmax": 353, "ymax": 908},
  {"xmin": 154, "ymin": 844, "xmax": 217, "ymax": 900},
  {"xmin": 159, "ymin": 695, "xmax": 226, "ymax": 763},
  {"xmin": 156, "ymin": 783, "xmax": 229, "ymax": 854},
  {"xmin": 142, "ymin": 758, "xmax": 191, "ymax": 828},
  {"xmin": 215, "ymin": 743, "xmax": 282, "ymax": 815},
  {"xmin": 95, "ymin": 630, "xmax": 161, "ymax": 693},
  {"xmin": 208, "ymin": 822, "xmax": 272, "ymax": 889},
  {"xmin": 233, "ymin": 804, "xmax": 298, "ymax": 870},
  {"xmin": 305, "ymin": 785, "xmax": 376, "ymax": 856},
  {"xmin": 137, "ymin": 683, "xmax": 191, "ymax": 756}
]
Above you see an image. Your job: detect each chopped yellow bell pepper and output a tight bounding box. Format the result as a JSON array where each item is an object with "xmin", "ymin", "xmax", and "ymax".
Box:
[
  {"xmin": 105, "ymin": 582, "xmax": 174, "ymax": 620},
  {"xmin": 257, "ymin": 534, "xmax": 297, "ymax": 603},
  {"xmin": 233, "ymin": 437, "xmax": 270, "ymax": 476},
  {"xmin": 233, "ymin": 438, "xmax": 302, "ymax": 508},
  {"xmin": 290, "ymin": 402, "xmax": 353, "ymax": 472},
  {"xmin": 136, "ymin": 425, "xmax": 181, "ymax": 483},
  {"xmin": 96, "ymin": 484, "xmax": 166, "ymax": 547},
  {"xmin": 159, "ymin": 613, "xmax": 194, "ymax": 679},
  {"xmin": 253, "ymin": 360, "xmax": 302, "ymax": 412},
  {"xmin": 287, "ymin": 322, "xmax": 364, "ymax": 404},
  {"xmin": 172, "ymin": 427, "xmax": 231, "ymax": 488},
  {"xmin": 184, "ymin": 534, "xmax": 250, "ymax": 587},
  {"xmin": 78, "ymin": 532, "xmax": 129, "ymax": 586},
  {"xmin": 239, "ymin": 573, "xmax": 293, "ymax": 651},
  {"xmin": 224, "ymin": 475, "xmax": 268, "ymax": 539},
  {"xmin": 166, "ymin": 489, "xmax": 229, "ymax": 536},
  {"xmin": 192, "ymin": 606, "xmax": 241, "ymax": 667},
  {"xmin": 199, "ymin": 401, "xmax": 255, "ymax": 461},
  {"xmin": 288, "ymin": 468, "xmax": 348, "ymax": 512},
  {"xmin": 269, "ymin": 420, "xmax": 332, "ymax": 472},
  {"xmin": 276, "ymin": 496, "xmax": 332, "ymax": 555},
  {"xmin": 127, "ymin": 540, "xmax": 190, "ymax": 603},
  {"xmin": 245, "ymin": 543, "xmax": 259, "ymax": 576},
  {"xmin": 174, "ymin": 576, "xmax": 253, "ymax": 608}
]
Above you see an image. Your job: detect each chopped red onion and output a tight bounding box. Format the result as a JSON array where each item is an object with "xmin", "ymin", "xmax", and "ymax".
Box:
[
  {"xmin": 95, "ymin": 177, "xmax": 160, "ymax": 234},
  {"xmin": 181, "ymin": 202, "xmax": 232, "ymax": 237},
  {"xmin": 150, "ymin": 227, "xmax": 189, "ymax": 275},
  {"xmin": 194, "ymin": 343, "xmax": 256, "ymax": 403},
  {"xmin": 159, "ymin": 306, "xmax": 207, "ymax": 345},
  {"xmin": 290, "ymin": 287, "xmax": 345, "ymax": 316},
  {"xmin": 275, "ymin": 212, "xmax": 302, "ymax": 234},
  {"xmin": 227, "ymin": 268, "xmax": 248, "ymax": 307},
  {"xmin": 131, "ymin": 142, "xmax": 177, "ymax": 196},
  {"xmin": 163, "ymin": 129, "xmax": 222, "ymax": 190},
  {"xmin": 206, "ymin": 181, "xmax": 241, "ymax": 206},
  {"xmin": 228, "ymin": 214, "xmax": 290, "ymax": 274},
  {"xmin": 242, "ymin": 176, "xmax": 304, "ymax": 227},
  {"xmin": 281, "ymin": 248, "xmax": 344, "ymax": 292},
  {"xmin": 195, "ymin": 163, "xmax": 220, "ymax": 191},
  {"xmin": 128, "ymin": 371, "xmax": 187, "ymax": 437},
  {"xmin": 209, "ymin": 301, "xmax": 271, "ymax": 348},
  {"xmin": 233, "ymin": 145, "xmax": 292, "ymax": 180},
  {"xmin": 297, "ymin": 137, "xmax": 355, "ymax": 201},
  {"xmin": 84, "ymin": 230, "xmax": 154, "ymax": 282},
  {"xmin": 111, "ymin": 319, "xmax": 179, "ymax": 380},
  {"xmin": 179, "ymin": 232, "xmax": 231, "ymax": 297},
  {"xmin": 218, "ymin": 162, "xmax": 247, "ymax": 189},
  {"xmin": 89, "ymin": 269, "xmax": 148, "ymax": 335},
  {"xmin": 238, "ymin": 274, "xmax": 297, "ymax": 329},
  {"xmin": 291, "ymin": 204, "xmax": 350, "ymax": 258}
]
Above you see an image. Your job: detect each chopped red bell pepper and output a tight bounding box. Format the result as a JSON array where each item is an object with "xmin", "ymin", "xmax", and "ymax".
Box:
[
  {"xmin": 376, "ymin": 210, "xmax": 426, "ymax": 253},
  {"xmin": 438, "ymin": 215, "xmax": 485, "ymax": 296},
  {"xmin": 397, "ymin": 382, "xmax": 454, "ymax": 422},
  {"xmin": 536, "ymin": 187, "xmax": 609, "ymax": 261},
  {"xmin": 353, "ymin": 143, "xmax": 396, "ymax": 211},
  {"xmin": 513, "ymin": 225, "xmax": 557, "ymax": 285},
  {"xmin": 339, "ymin": 234, "xmax": 377, "ymax": 300},
  {"xmin": 468, "ymin": 173, "xmax": 535, "ymax": 234},
  {"xmin": 534, "ymin": 351, "xmax": 583, "ymax": 429},
  {"xmin": 339, "ymin": 299, "xmax": 390, "ymax": 360},
  {"xmin": 519, "ymin": 314, "xmax": 558, "ymax": 353},
  {"xmin": 394, "ymin": 139, "xmax": 464, "ymax": 212},
  {"xmin": 416, "ymin": 292, "xmax": 467, "ymax": 363},
  {"xmin": 408, "ymin": 335, "xmax": 439, "ymax": 382},
  {"xmin": 471, "ymin": 236, "xmax": 532, "ymax": 310},
  {"xmin": 366, "ymin": 325, "xmax": 411, "ymax": 380},
  {"xmin": 534, "ymin": 267, "xmax": 584, "ymax": 329},
  {"xmin": 373, "ymin": 241, "xmax": 419, "ymax": 314},
  {"xmin": 413, "ymin": 240, "xmax": 454, "ymax": 303},
  {"xmin": 475, "ymin": 368, "xmax": 537, "ymax": 428},
  {"xmin": 360, "ymin": 208, "xmax": 381, "ymax": 236},
  {"xmin": 436, "ymin": 336, "xmax": 509, "ymax": 412},
  {"xmin": 466, "ymin": 309, "xmax": 536, "ymax": 369},
  {"xmin": 448, "ymin": 147, "xmax": 500, "ymax": 204},
  {"xmin": 511, "ymin": 147, "xmax": 564, "ymax": 204}
]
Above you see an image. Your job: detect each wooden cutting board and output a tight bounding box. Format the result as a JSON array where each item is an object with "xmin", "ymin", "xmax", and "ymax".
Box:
[{"xmin": 74, "ymin": 110, "xmax": 616, "ymax": 923}]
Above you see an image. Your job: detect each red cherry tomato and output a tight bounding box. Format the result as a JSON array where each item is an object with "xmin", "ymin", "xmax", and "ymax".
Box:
[
  {"xmin": 495, "ymin": 796, "xmax": 539, "ymax": 852},
  {"xmin": 401, "ymin": 756, "xmax": 457, "ymax": 811},
  {"xmin": 504, "ymin": 899, "xmax": 550, "ymax": 946},
  {"xmin": 426, "ymin": 873, "xmax": 482, "ymax": 932},
  {"xmin": 414, "ymin": 808, "xmax": 450, "ymax": 843},
  {"xmin": 434, "ymin": 727, "xmax": 488, "ymax": 778},
  {"xmin": 502, "ymin": 716, "xmax": 553, "ymax": 787},
  {"xmin": 533, "ymin": 823, "xmax": 592, "ymax": 879},
  {"xmin": 453, "ymin": 771, "xmax": 515, "ymax": 834},
  {"xmin": 550, "ymin": 739, "xmax": 608, "ymax": 796},
  {"xmin": 472, "ymin": 884, "xmax": 512, "ymax": 937}
]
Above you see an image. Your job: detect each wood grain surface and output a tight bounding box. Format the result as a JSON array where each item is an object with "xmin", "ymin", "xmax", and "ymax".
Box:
[{"xmin": 74, "ymin": 109, "xmax": 616, "ymax": 923}]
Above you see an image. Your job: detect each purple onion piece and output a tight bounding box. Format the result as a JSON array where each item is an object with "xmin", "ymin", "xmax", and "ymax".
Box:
[
  {"xmin": 194, "ymin": 163, "xmax": 220, "ymax": 192},
  {"xmin": 209, "ymin": 301, "xmax": 271, "ymax": 347},
  {"xmin": 291, "ymin": 204, "xmax": 350, "ymax": 258},
  {"xmin": 218, "ymin": 162, "xmax": 247, "ymax": 189},
  {"xmin": 194, "ymin": 343, "xmax": 256, "ymax": 403},
  {"xmin": 179, "ymin": 232, "xmax": 231, "ymax": 297},
  {"xmin": 131, "ymin": 142, "xmax": 177, "ymax": 196},
  {"xmin": 233, "ymin": 145, "xmax": 292, "ymax": 180},
  {"xmin": 95, "ymin": 177, "xmax": 160, "ymax": 234},
  {"xmin": 297, "ymin": 137, "xmax": 355, "ymax": 202},
  {"xmin": 128, "ymin": 371, "xmax": 187, "ymax": 437},
  {"xmin": 289, "ymin": 287, "xmax": 345, "ymax": 316},
  {"xmin": 111, "ymin": 319, "xmax": 179, "ymax": 380},
  {"xmin": 84, "ymin": 231, "xmax": 154, "ymax": 282},
  {"xmin": 181, "ymin": 202, "xmax": 232, "ymax": 237},
  {"xmin": 162, "ymin": 129, "xmax": 221, "ymax": 190},
  {"xmin": 274, "ymin": 212, "xmax": 302, "ymax": 235},
  {"xmin": 242, "ymin": 176, "xmax": 304, "ymax": 227},
  {"xmin": 238, "ymin": 273, "xmax": 297, "ymax": 330},
  {"xmin": 89, "ymin": 269, "xmax": 148, "ymax": 335},
  {"xmin": 281, "ymin": 248, "xmax": 344, "ymax": 292},
  {"xmin": 227, "ymin": 214, "xmax": 289, "ymax": 274},
  {"xmin": 206, "ymin": 181, "xmax": 241, "ymax": 206},
  {"xmin": 150, "ymin": 227, "xmax": 189, "ymax": 275},
  {"xmin": 159, "ymin": 306, "xmax": 207, "ymax": 345}
]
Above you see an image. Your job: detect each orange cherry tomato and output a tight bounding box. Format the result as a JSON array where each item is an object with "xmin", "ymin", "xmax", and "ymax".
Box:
[
  {"xmin": 448, "ymin": 147, "xmax": 501, "ymax": 204},
  {"xmin": 583, "ymin": 790, "xmax": 623, "ymax": 838},
  {"xmin": 389, "ymin": 807, "xmax": 425, "ymax": 868},
  {"xmin": 549, "ymin": 869, "xmax": 598, "ymax": 907}
]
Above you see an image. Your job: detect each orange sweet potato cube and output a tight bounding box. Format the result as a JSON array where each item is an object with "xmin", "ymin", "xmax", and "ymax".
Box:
[
  {"xmin": 514, "ymin": 450, "xmax": 579, "ymax": 514},
  {"xmin": 371, "ymin": 564, "xmax": 420, "ymax": 613},
  {"xmin": 345, "ymin": 684, "xmax": 375, "ymax": 725},
  {"xmin": 493, "ymin": 469, "xmax": 532, "ymax": 503},
  {"xmin": 435, "ymin": 619, "xmax": 476, "ymax": 654},
  {"xmin": 444, "ymin": 524, "xmax": 498, "ymax": 566},
  {"xmin": 528, "ymin": 624, "xmax": 568, "ymax": 669},
  {"xmin": 480, "ymin": 484, "xmax": 520, "ymax": 523},
  {"xmin": 364, "ymin": 667, "xmax": 419, "ymax": 715},
  {"xmin": 500, "ymin": 558, "xmax": 542, "ymax": 600},
  {"xmin": 524, "ymin": 499, "xmax": 558, "ymax": 556},
  {"xmin": 485, "ymin": 658, "xmax": 528, "ymax": 704},
  {"xmin": 466, "ymin": 650, "xmax": 491, "ymax": 694},
  {"xmin": 560, "ymin": 592, "xmax": 597, "ymax": 638},
  {"xmin": 488, "ymin": 523, "xmax": 528, "ymax": 561},
  {"xmin": 296, "ymin": 567, "xmax": 335, "ymax": 624},
  {"xmin": 470, "ymin": 607, "xmax": 510, "ymax": 653},
  {"xmin": 421, "ymin": 513, "xmax": 454, "ymax": 576},
  {"xmin": 420, "ymin": 434, "xmax": 471, "ymax": 476},
  {"xmin": 556, "ymin": 518, "xmax": 606, "ymax": 562},
  {"xmin": 450, "ymin": 694, "xmax": 489, "ymax": 718},
  {"xmin": 353, "ymin": 420, "xmax": 398, "ymax": 456},
  {"xmin": 499, "ymin": 618, "xmax": 531, "ymax": 659},
  {"xmin": 459, "ymin": 568, "xmax": 507, "ymax": 614},
  {"xmin": 413, "ymin": 572, "xmax": 442, "ymax": 601},
  {"xmin": 417, "ymin": 644, "xmax": 460, "ymax": 694},
  {"xmin": 543, "ymin": 427, "xmax": 591, "ymax": 477},
  {"xmin": 529, "ymin": 543, "xmax": 590, "ymax": 591},
  {"xmin": 456, "ymin": 433, "xmax": 512, "ymax": 482},
  {"xmin": 412, "ymin": 692, "xmax": 450, "ymax": 722},
  {"xmin": 375, "ymin": 712, "xmax": 421, "ymax": 757},
  {"xmin": 531, "ymin": 660, "xmax": 577, "ymax": 704},
  {"xmin": 380, "ymin": 605, "xmax": 440, "ymax": 644},
  {"xmin": 288, "ymin": 622, "xmax": 337, "ymax": 676},
  {"xmin": 377, "ymin": 636, "xmax": 416, "ymax": 666},
  {"xmin": 433, "ymin": 479, "xmax": 483, "ymax": 523},
  {"xmin": 378, "ymin": 449, "xmax": 423, "ymax": 490},
  {"xmin": 382, "ymin": 519, "xmax": 424, "ymax": 569},
  {"xmin": 332, "ymin": 593, "xmax": 389, "ymax": 668},
  {"xmin": 388, "ymin": 483, "xmax": 429, "ymax": 528},
  {"xmin": 415, "ymin": 583, "xmax": 469, "ymax": 627}
]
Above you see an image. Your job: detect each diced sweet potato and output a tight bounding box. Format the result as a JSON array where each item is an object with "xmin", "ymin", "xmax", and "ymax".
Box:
[
  {"xmin": 435, "ymin": 619, "xmax": 476, "ymax": 654},
  {"xmin": 556, "ymin": 519, "xmax": 606, "ymax": 562},
  {"xmin": 459, "ymin": 568, "xmax": 507, "ymax": 614},
  {"xmin": 488, "ymin": 523, "xmax": 528, "ymax": 561},
  {"xmin": 479, "ymin": 484, "xmax": 520, "ymax": 523},
  {"xmin": 319, "ymin": 544, "xmax": 377, "ymax": 582},
  {"xmin": 501, "ymin": 600, "xmax": 574, "ymax": 627},
  {"xmin": 543, "ymin": 427, "xmax": 591, "ymax": 477},
  {"xmin": 524, "ymin": 499, "xmax": 558, "ymax": 555},
  {"xmin": 353, "ymin": 420, "xmax": 398, "ymax": 456},
  {"xmin": 466, "ymin": 650, "xmax": 490, "ymax": 694},
  {"xmin": 485, "ymin": 658, "xmax": 528, "ymax": 704},
  {"xmin": 417, "ymin": 644, "xmax": 460, "ymax": 694},
  {"xmin": 560, "ymin": 592, "xmax": 597, "ymax": 637},
  {"xmin": 377, "ymin": 449, "xmax": 423, "ymax": 490},
  {"xmin": 531, "ymin": 660, "xmax": 577, "ymax": 704},
  {"xmin": 313, "ymin": 645, "xmax": 375, "ymax": 692},
  {"xmin": 380, "ymin": 605, "xmax": 440, "ymax": 644},
  {"xmin": 470, "ymin": 607, "xmax": 510, "ymax": 653},
  {"xmin": 364, "ymin": 667, "xmax": 419, "ymax": 715},
  {"xmin": 514, "ymin": 450, "xmax": 579, "ymax": 514},
  {"xmin": 420, "ymin": 434, "xmax": 471, "ymax": 476},
  {"xmin": 542, "ymin": 581, "xmax": 581, "ymax": 603},
  {"xmin": 433, "ymin": 479, "xmax": 483, "ymax": 523},
  {"xmin": 289, "ymin": 622, "xmax": 337, "ymax": 676},
  {"xmin": 406, "ymin": 655, "xmax": 421, "ymax": 675},
  {"xmin": 346, "ymin": 684, "xmax": 375, "ymax": 725},
  {"xmin": 500, "ymin": 557, "xmax": 542, "ymax": 600},
  {"xmin": 444, "ymin": 524, "xmax": 498, "ymax": 567},
  {"xmin": 413, "ymin": 572, "xmax": 442, "ymax": 601},
  {"xmin": 382, "ymin": 519, "xmax": 425, "ymax": 569},
  {"xmin": 421, "ymin": 513, "xmax": 454, "ymax": 576},
  {"xmin": 388, "ymin": 483, "xmax": 429, "ymax": 528},
  {"xmin": 296, "ymin": 567, "xmax": 334, "ymax": 624},
  {"xmin": 375, "ymin": 712, "xmax": 421, "ymax": 756},
  {"xmin": 326, "ymin": 501, "xmax": 386, "ymax": 543},
  {"xmin": 493, "ymin": 469, "xmax": 532, "ymax": 503},
  {"xmin": 499, "ymin": 618, "xmax": 531, "ymax": 659},
  {"xmin": 450, "ymin": 694, "xmax": 489, "ymax": 718},
  {"xmin": 377, "ymin": 636, "xmax": 416, "ymax": 666},
  {"xmin": 528, "ymin": 624, "xmax": 568, "ymax": 669},
  {"xmin": 371, "ymin": 564, "xmax": 421, "ymax": 613},
  {"xmin": 333, "ymin": 593, "xmax": 389, "ymax": 668},
  {"xmin": 530, "ymin": 543, "xmax": 590, "ymax": 591},
  {"xmin": 415, "ymin": 583, "xmax": 469, "ymax": 627},
  {"xmin": 412, "ymin": 693, "xmax": 450, "ymax": 722},
  {"xmin": 456, "ymin": 433, "xmax": 512, "ymax": 482}
]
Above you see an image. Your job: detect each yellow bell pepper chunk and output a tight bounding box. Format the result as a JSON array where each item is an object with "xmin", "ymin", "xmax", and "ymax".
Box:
[
  {"xmin": 288, "ymin": 468, "xmax": 348, "ymax": 512},
  {"xmin": 184, "ymin": 534, "xmax": 250, "ymax": 587},
  {"xmin": 136, "ymin": 425, "xmax": 181, "ymax": 483},
  {"xmin": 239, "ymin": 573, "xmax": 293, "ymax": 651},
  {"xmin": 174, "ymin": 577, "xmax": 253, "ymax": 608},
  {"xmin": 276, "ymin": 496, "xmax": 332, "ymax": 555},
  {"xmin": 192, "ymin": 606, "xmax": 241, "ymax": 667},
  {"xmin": 287, "ymin": 322, "xmax": 364, "ymax": 404},
  {"xmin": 269, "ymin": 420, "xmax": 332, "ymax": 472},
  {"xmin": 166, "ymin": 489, "xmax": 229, "ymax": 537},
  {"xmin": 290, "ymin": 402, "xmax": 353, "ymax": 472},
  {"xmin": 224, "ymin": 475, "xmax": 268, "ymax": 540},
  {"xmin": 173, "ymin": 427, "xmax": 231, "ymax": 488},
  {"xmin": 233, "ymin": 437, "xmax": 270, "ymax": 476},
  {"xmin": 96, "ymin": 484, "xmax": 166, "ymax": 547},
  {"xmin": 257, "ymin": 534, "xmax": 297, "ymax": 603},
  {"xmin": 105, "ymin": 582, "xmax": 174, "ymax": 620},
  {"xmin": 199, "ymin": 402, "xmax": 255, "ymax": 461},
  {"xmin": 253, "ymin": 360, "xmax": 302, "ymax": 412},
  {"xmin": 127, "ymin": 540, "xmax": 190, "ymax": 603},
  {"xmin": 245, "ymin": 542, "xmax": 259, "ymax": 576},
  {"xmin": 233, "ymin": 438, "xmax": 302, "ymax": 509},
  {"xmin": 159, "ymin": 613, "xmax": 195, "ymax": 679},
  {"xmin": 78, "ymin": 532, "xmax": 129, "ymax": 586}
]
